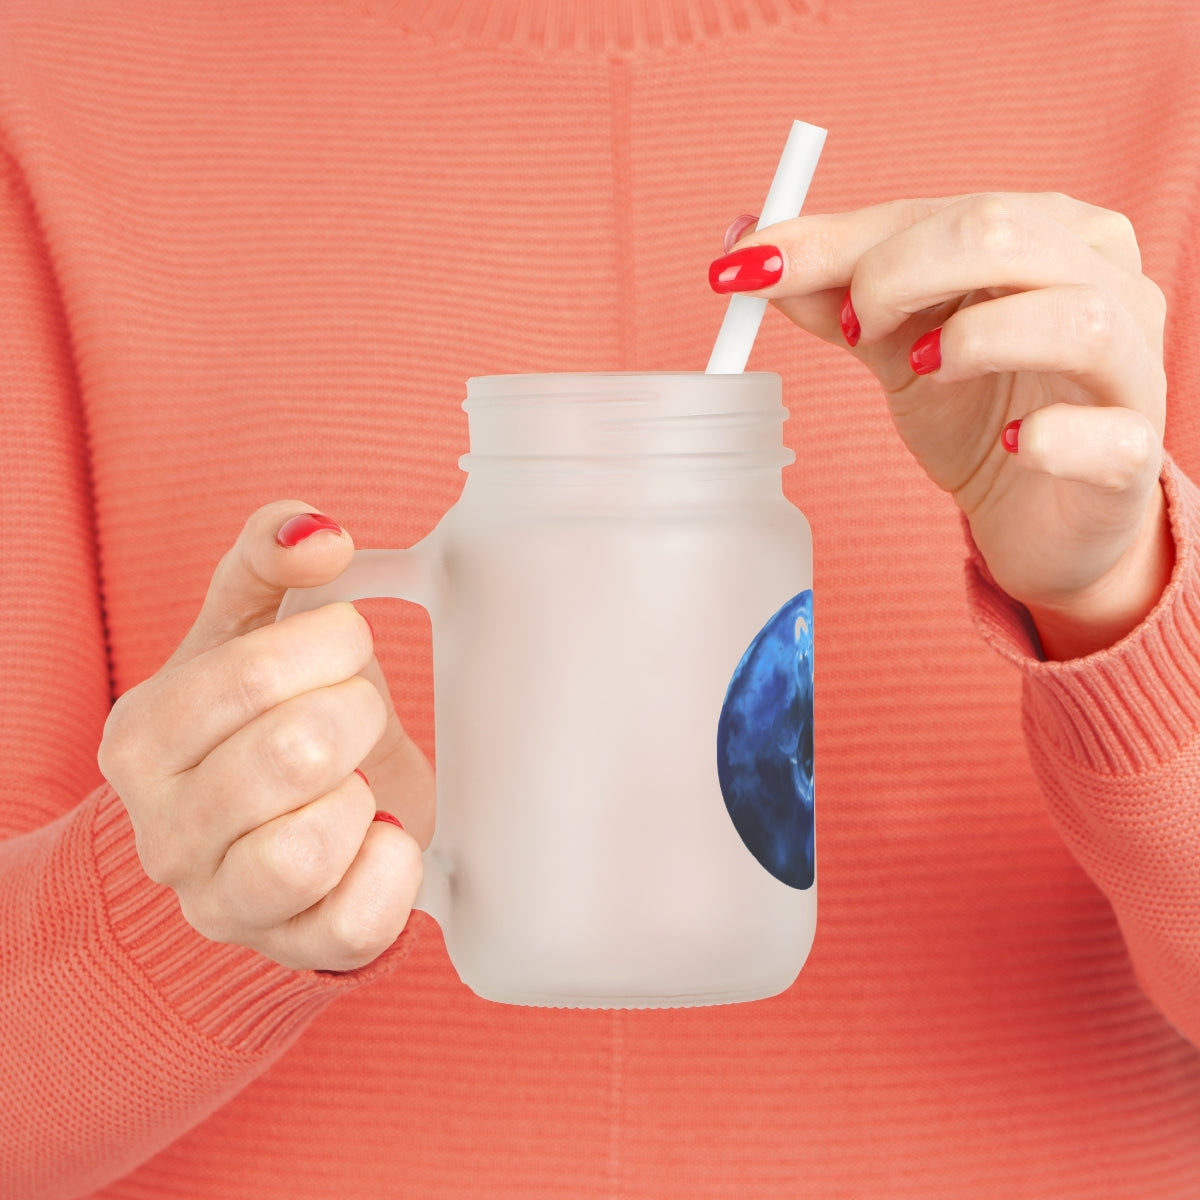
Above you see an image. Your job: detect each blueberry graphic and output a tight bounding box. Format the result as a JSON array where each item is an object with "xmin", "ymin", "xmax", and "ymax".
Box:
[{"xmin": 716, "ymin": 590, "xmax": 814, "ymax": 889}]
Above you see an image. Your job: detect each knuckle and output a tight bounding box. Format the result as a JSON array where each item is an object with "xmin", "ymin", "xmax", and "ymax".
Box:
[
  {"xmin": 1094, "ymin": 458, "xmax": 1144, "ymax": 493},
  {"xmin": 1084, "ymin": 414, "xmax": 1160, "ymax": 492},
  {"xmin": 258, "ymin": 814, "xmax": 341, "ymax": 899},
  {"xmin": 325, "ymin": 903, "xmax": 394, "ymax": 967},
  {"xmin": 1100, "ymin": 208, "xmax": 1138, "ymax": 252},
  {"xmin": 134, "ymin": 825, "xmax": 186, "ymax": 887},
  {"xmin": 97, "ymin": 687, "xmax": 149, "ymax": 782},
  {"xmin": 1032, "ymin": 190, "xmax": 1077, "ymax": 226},
  {"xmin": 1115, "ymin": 414, "xmax": 1160, "ymax": 474},
  {"xmin": 261, "ymin": 710, "xmax": 337, "ymax": 789},
  {"xmin": 962, "ymin": 194, "xmax": 1030, "ymax": 262},
  {"xmin": 1062, "ymin": 286, "xmax": 1118, "ymax": 348},
  {"xmin": 176, "ymin": 889, "xmax": 238, "ymax": 946},
  {"xmin": 1081, "ymin": 204, "xmax": 1142, "ymax": 271},
  {"xmin": 95, "ymin": 725, "xmax": 125, "ymax": 785},
  {"xmin": 232, "ymin": 645, "xmax": 288, "ymax": 716},
  {"xmin": 847, "ymin": 257, "xmax": 894, "ymax": 322}
]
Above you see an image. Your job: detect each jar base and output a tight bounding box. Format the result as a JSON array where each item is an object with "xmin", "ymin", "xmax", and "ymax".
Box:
[{"xmin": 462, "ymin": 974, "xmax": 802, "ymax": 1010}]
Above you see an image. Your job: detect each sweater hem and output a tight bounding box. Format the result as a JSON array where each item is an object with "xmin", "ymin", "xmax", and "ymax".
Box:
[
  {"xmin": 90, "ymin": 783, "xmax": 418, "ymax": 1059},
  {"xmin": 965, "ymin": 454, "xmax": 1200, "ymax": 775}
]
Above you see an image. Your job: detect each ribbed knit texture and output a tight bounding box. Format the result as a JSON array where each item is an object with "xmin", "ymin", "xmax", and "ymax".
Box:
[{"xmin": 1, "ymin": 1, "xmax": 1199, "ymax": 1197}]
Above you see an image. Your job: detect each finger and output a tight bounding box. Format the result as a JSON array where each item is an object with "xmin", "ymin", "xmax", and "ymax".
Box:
[
  {"xmin": 845, "ymin": 194, "xmax": 1144, "ymax": 346},
  {"xmin": 263, "ymin": 809, "xmax": 423, "ymax": 972},
  {"xmin": 166, "ymin": 500, "xmax": 356, "ymax": 671},
  {"xmin": 1005, "ymin": 402, "xmax": 1162, "ymax": 494},
  {"xmin": 181, "ymin": 673, "xmax": 388, "ymax": 871},
  {"xmin": 122, "ymin": 600, "xmax": 374, "ymax": 778},
  {"xmin": 929, "ymin": 285, "xmax": 1166, "ymax": 421},
  {"xmin": 720, "ymin": 196, "xmax": 956, "ymax": 297},
  {"xmin": 721, "ymin": 191, "xmax": 1143, "ymax": 303},
  {"xmin": 198, "ymin": 769, "xmax": 377, "ymax": 933}
]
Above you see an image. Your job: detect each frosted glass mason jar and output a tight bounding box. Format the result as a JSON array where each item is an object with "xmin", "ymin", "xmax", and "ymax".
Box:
[{"xmin": 278, "ymin": 372, "xmax": 815, "ymax": 1008}]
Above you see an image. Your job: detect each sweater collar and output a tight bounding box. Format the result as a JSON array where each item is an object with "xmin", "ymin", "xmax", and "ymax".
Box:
[{"xmin": 370, "ymin": 0, "xmax": 826, "ymax": 52}]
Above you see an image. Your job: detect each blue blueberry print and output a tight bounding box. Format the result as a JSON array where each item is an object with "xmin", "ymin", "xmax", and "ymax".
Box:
[{"xmin": 716, "ymin": 590, "xmax": 814, "ymax": 889}]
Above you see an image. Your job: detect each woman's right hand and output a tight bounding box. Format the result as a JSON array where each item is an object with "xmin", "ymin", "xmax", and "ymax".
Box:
[{"xmin": 97, "ymin": 501, "xmax": 434, "ymax": 972}]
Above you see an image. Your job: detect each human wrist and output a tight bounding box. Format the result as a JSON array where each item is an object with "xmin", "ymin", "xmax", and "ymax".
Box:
[{"xmin": 1021, "ymin": 483, "xmax": 1174, "ymax": 661}]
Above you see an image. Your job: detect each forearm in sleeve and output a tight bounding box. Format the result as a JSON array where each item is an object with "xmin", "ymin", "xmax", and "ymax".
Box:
[{"xmin": 967, "ymin": 457, "xmax": 1200, "ymax": 1047}]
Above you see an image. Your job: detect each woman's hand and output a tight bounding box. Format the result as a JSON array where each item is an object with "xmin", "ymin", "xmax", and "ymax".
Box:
[
  {"xmin": 711, "ymin": 192, "xmax": 1172, "ymax": 659},
  {"xmin": 98, "ymin": 501, "xmax": 434, "ymax": 972}
]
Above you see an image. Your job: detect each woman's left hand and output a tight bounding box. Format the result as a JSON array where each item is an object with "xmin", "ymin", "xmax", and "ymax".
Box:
[{"xmin": 711, "ymin": 192, "xmax": 1173, "ymax": 659}]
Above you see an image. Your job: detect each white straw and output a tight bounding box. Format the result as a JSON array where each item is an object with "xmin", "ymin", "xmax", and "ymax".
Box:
[{"xmin": 705, "ymin": 120, "xmax": 827, "ymax": 374}]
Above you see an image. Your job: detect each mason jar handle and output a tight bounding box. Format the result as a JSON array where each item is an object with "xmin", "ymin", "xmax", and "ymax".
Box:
[
  {"xmin": 275, "ymin": 544, "xmax": 452, "ymax": 929},
  {"xmin": 275, "ymin": 546, "xmax": 434, "ymax": 615}
]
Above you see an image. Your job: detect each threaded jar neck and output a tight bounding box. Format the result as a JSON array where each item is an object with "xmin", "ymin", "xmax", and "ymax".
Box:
[{"xmin": 459, "ymin": 372, "xmax": 794, "ymax": 483}]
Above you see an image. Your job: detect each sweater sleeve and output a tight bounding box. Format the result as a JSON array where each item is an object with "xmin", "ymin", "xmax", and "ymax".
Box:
[
  {"xmin": 966, "ymin": 456, "xmax": 1200, "ymax": 1048},
  {"xmin": 0, "ymin": 150, "xmax": 417, "ymax": 1198}
]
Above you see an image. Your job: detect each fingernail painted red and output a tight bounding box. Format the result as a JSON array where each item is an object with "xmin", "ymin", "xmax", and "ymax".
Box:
[
  {"xmin": 372, "ymin": 810, "xmax": 404, "ymax": 830},
  {"xmin": 708, "ymin": 244, "xmax": 784, "ymax": 293},
  {"xmin": 910, "ymin": 327, "xmax": 942, "ymax": 375},
  {"xmin": 276, "ymin": 512, "xmax": 343, "ymax": 548},
  {"xmin": 1002, "ymin": 419, "xmax": 1022, "ymax": 453},
  {"xmin": 839, "ymin": 290, "xmax": 860, "ymax": 347},
  {"xmin": 354, "ymin": 768, "xmax": 370, "ymax": 787},
  {"xmin": 722, "ymin": 213, "xmax": 759, "ymax": 254}
]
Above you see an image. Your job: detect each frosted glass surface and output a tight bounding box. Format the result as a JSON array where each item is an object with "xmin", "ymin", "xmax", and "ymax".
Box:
[{"xmin": 279, "ymin": 373, "xmax": 815, "ymax": 1007}]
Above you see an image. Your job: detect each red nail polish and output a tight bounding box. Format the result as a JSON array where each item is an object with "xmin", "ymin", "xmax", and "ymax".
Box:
[
  {"xmin": 354, "ymin": 768, "xmax": 370, "ymax": 787},
  {"xmin": 708, "ymin": 244, "xmax": 784, "ymax": 294},
  {"xmin": 1002, "ymin": 419, "xmax": 1022, "ymax": 453},
  {"xmin": 839, "ymin": 290, "xmax": 860, "ymax": 347},
  {"xmin": 722, "ymin": 213, "xmax": 759, "ymax": 254},
  {"xmin": 275, "ymin": 512, "xmax": 343, "ymax": 548},
  {"xmin": 910, "ymin": 327, "xmax": 942, "ymax": 375},
  {"xmin": 372, "ymin": 810, "xmax": 404, "ymax": 830}
]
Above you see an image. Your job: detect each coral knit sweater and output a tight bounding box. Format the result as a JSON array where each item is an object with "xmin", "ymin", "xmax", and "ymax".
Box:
[{"xmin": 2, "ymin": 1, "xmax": 1200, "ymax": 1197}]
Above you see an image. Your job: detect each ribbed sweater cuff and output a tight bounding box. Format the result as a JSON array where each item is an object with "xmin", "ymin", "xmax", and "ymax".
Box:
[
  {"xmin": 91, "ymin": 783, "xmax": 419, "ymax": 1058},
  {"xmin": 965, "ymin": 455, "xmax": 1200, "ymax": 775}
]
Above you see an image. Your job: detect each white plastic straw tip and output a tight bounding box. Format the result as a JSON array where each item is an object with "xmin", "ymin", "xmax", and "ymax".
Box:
[
  {"xmin": 758, "ymin": 120, "xmax": 827, "ymax": 229},
  {"xmin": 705, "ymin": 120, "xmax": 827, "ymax": 375}
]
